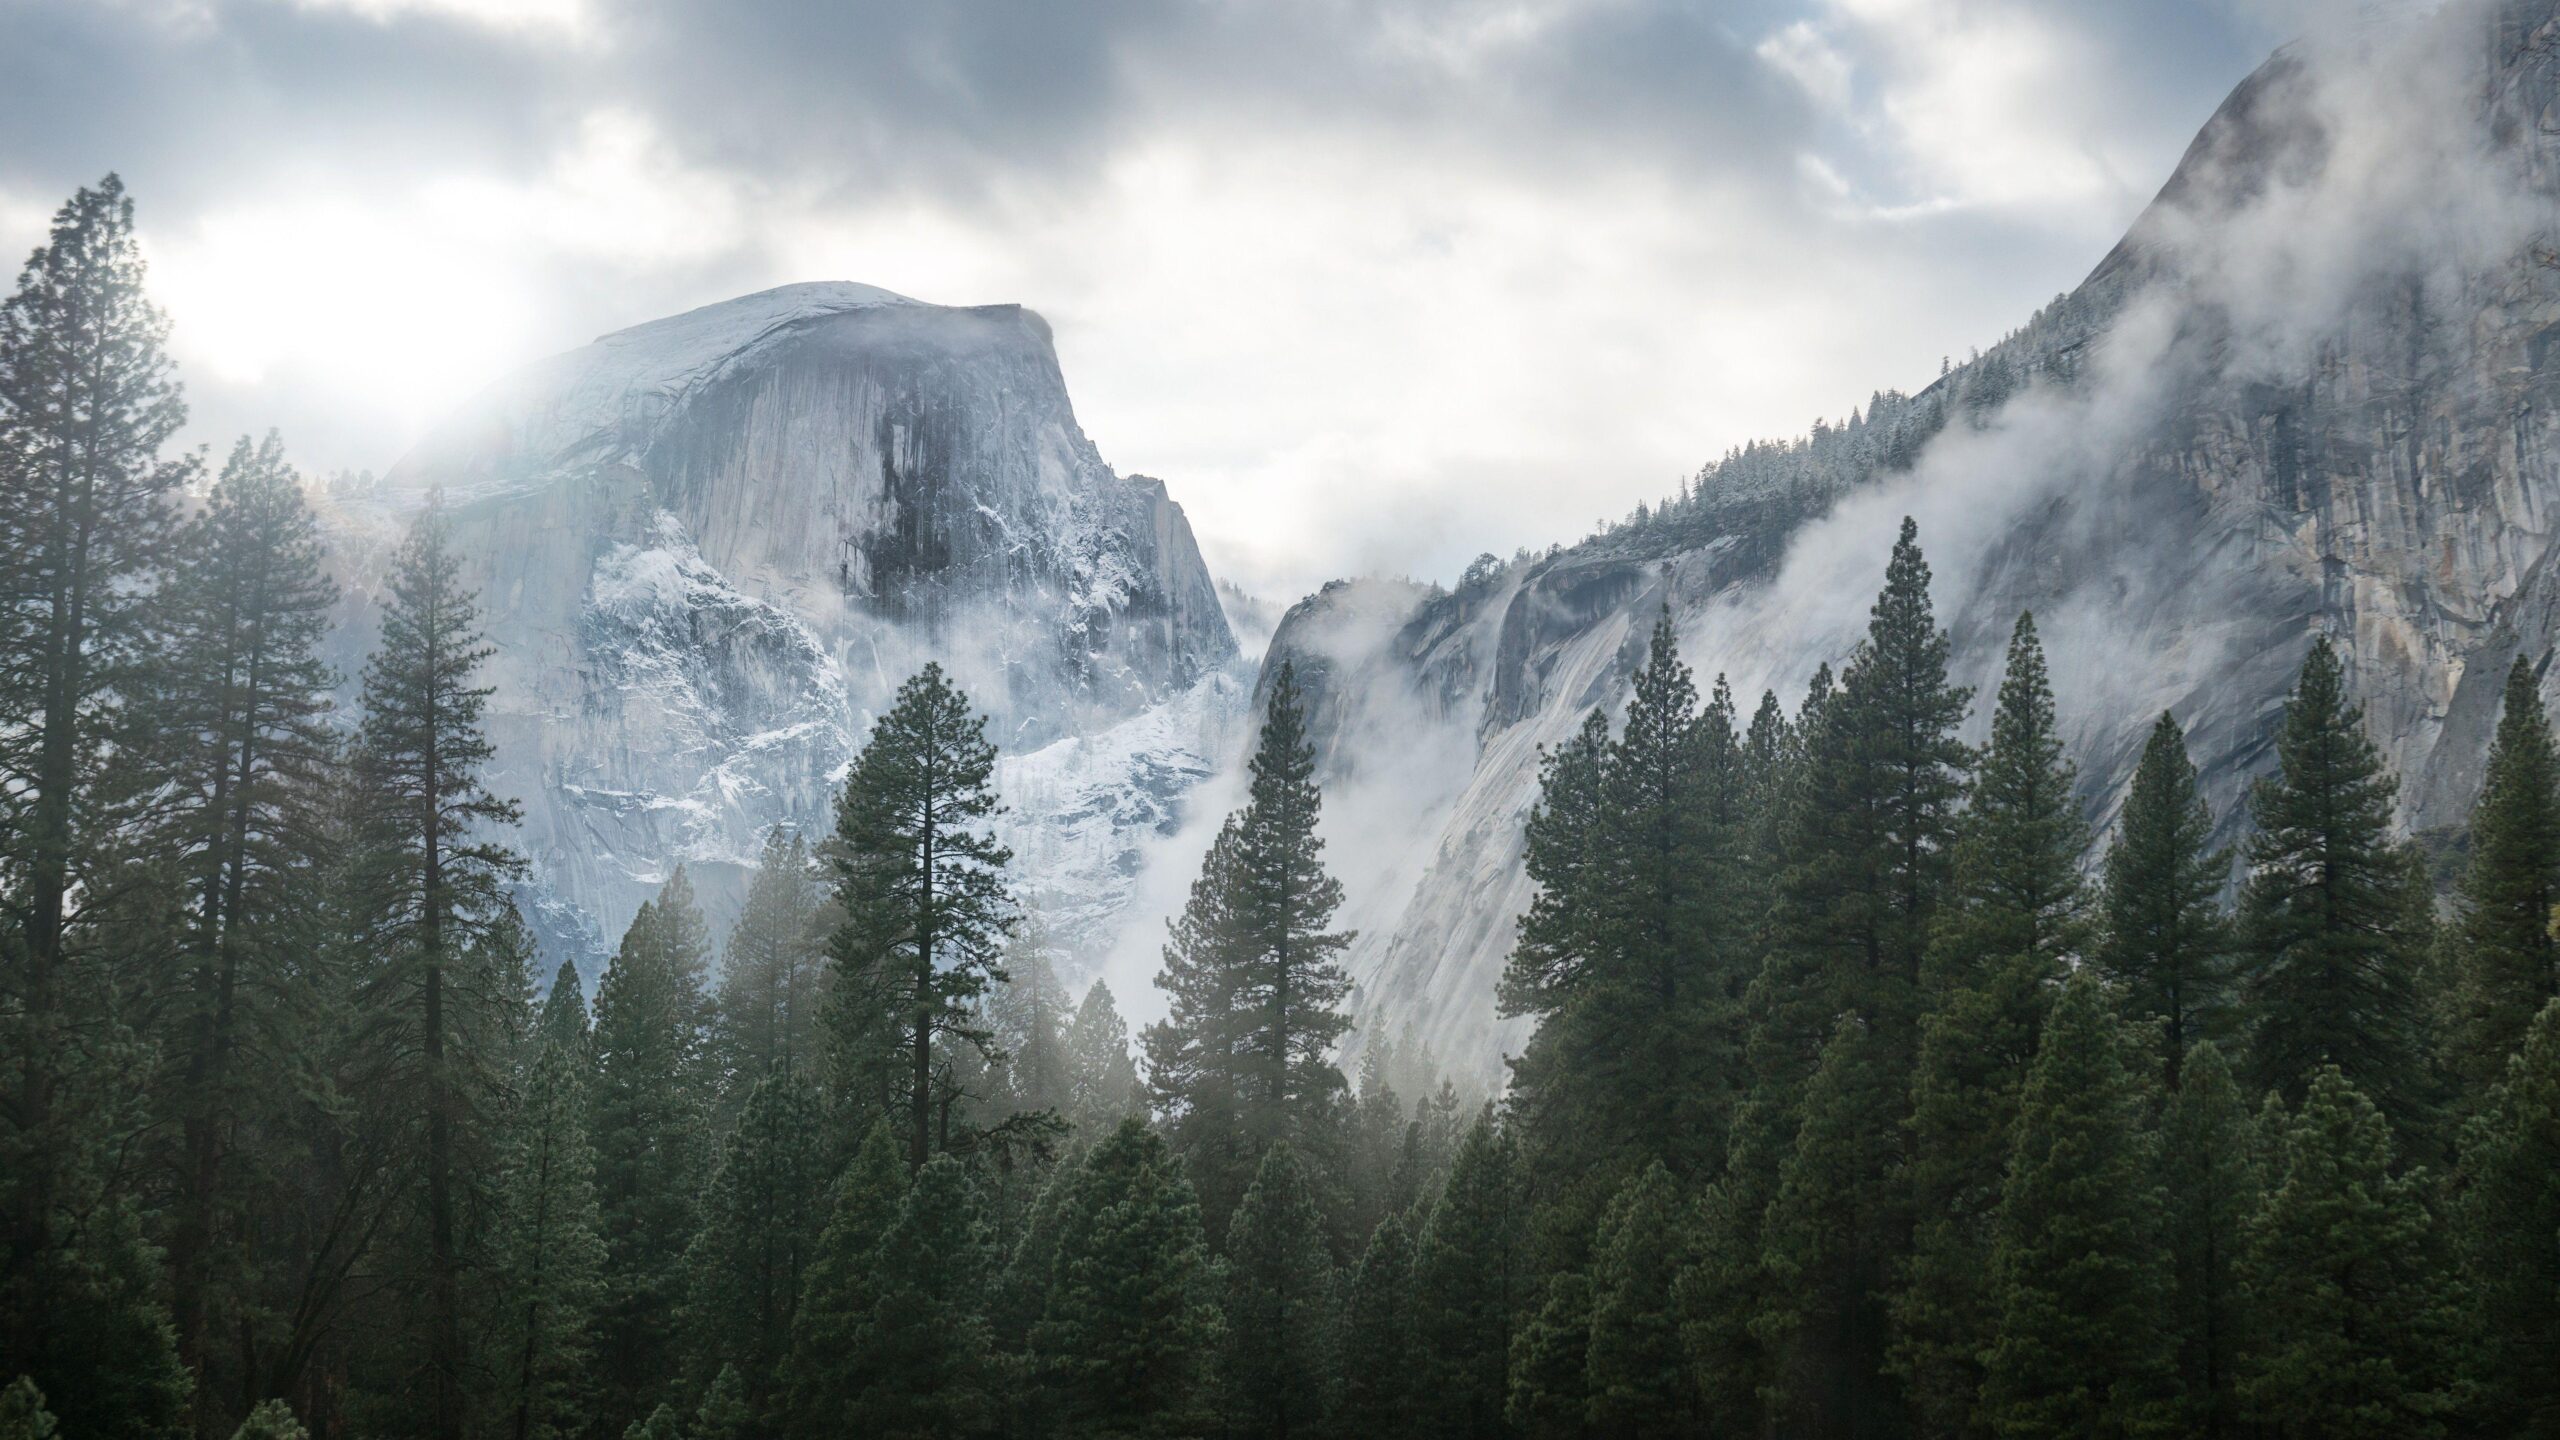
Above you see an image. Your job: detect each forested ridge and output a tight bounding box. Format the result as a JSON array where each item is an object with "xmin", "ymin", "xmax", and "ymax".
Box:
[{"xmin": 7, "ymin": 177, "xmax": 2560, "ymax": 1440}]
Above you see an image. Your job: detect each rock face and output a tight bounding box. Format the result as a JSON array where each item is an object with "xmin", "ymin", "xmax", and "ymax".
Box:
[
  {"xmin": 1274, "ymin": 0, "xmax": 2560, "ymax": 1082},
  {"xmin": 330, "ymin": 282, "xmax": 1239, "ymax": 969}
]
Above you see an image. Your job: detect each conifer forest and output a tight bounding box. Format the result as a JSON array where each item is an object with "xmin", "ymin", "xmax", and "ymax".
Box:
[{"xmin": 12, "ymin": 12, "xmax": 2560, "ymax": 1432}]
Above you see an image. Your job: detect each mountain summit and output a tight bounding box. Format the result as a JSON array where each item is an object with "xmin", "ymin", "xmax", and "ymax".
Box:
[{"xmin": 340, "ymin": 283, "xmax": 1239, "ymax": 965}]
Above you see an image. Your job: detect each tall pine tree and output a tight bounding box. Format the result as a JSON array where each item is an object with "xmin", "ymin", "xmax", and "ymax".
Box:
[
  {"xmin": 1222, "ymin": 1142, "xmax": 1337, "ymax": 1440},
  {"xmin": 1412, "ymin": 1112, "xmax": 1525, "ymax": 1440},
  {"xmin": 708, "ymin": 829, "xmax": 825, "ymax": 1122},
  {"xmin": 2445, "ymin": 655, "xmax": 2560, "ymax": 1094},
  {"xmin": 1583, "ymin": 1162, "xmax": 1704, "ymax": 1438},
  {"xmin": 2095, "ymin": 712, "xmax": 2231, "ymax": 1089},
  {"xmin": 1335, "ymin": 1213, "xmax": 1421, "ymax": 1437},
  {"xmin": 2238, "ymin": 1065, "xmax": 2453, "ymax": 1437},
  {"xmin": 1032, "ymin": 1117, "xmax": 1223, "ymax": 1439},
  {"xmin": 589, "ymin": 870, "xmax": 716, "ymax": 1430},
  {"xmin": 139, "ymin": 430, "xmax": 341, "ymax": 1436},
  {"xmin": 1976, "ymin": 972, "xmax": 2179, "ymax": 1440},
  {"xmin": 779, "ymin": 1123, "xmax": 908, "ymax": 1438},
  {"xmin": 2237, "ymin": 638, "xmax": 2433, "ymax": 1137},
  {"xmin": 344, "ymin": 493, "xmax": 524, "ymax": 1440},
  {"xmin": 1145, "ymin": 661, "xmax": 1354, "ymax": 1238},
  {"xmin": 491, "ymin": 991, "xmax": 607, "ymax": 1440},
  {"xmin": 2160, "ymin": 1041, "xmax": 2257, "ymax": 1437},
  {"xmin": 1895, "ymin": 611, "xmax": 2085, "ymax": 1434},
  {"xmin": 828, "ymin": 663, "xmax": 1014, "ymax": 1169},
  {"xmin": 0, "ymin": 175, "xmax": 194, "ymax": 1440},
  {"xmin": 680, "ymin": 1073, "xmax": 827, "ymax": 1426},
  {"xmin": 2452, "ymin": 996, "xmax": 2560, "ymax": 1435}
]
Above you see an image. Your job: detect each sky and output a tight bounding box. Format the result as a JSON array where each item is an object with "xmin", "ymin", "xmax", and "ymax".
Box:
[{"xmin": 0, "ymin": 0, "xmax": 2309, "ymax": 601}]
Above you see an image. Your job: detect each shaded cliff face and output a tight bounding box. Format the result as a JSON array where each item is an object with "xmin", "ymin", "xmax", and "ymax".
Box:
[
  {"xmin": 1276, "ymin": 0, "xmax": 2560, "ymax": 1082},
  {"xmin": 332, "ymin": 282, "xmax": 1239, "ymax": 968}
]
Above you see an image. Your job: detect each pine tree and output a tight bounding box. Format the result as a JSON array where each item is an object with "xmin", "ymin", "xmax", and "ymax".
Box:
[
  {"xmin": 828, "ymin": 663, "xmax": 1014, "ymax": 1169},
  {"xmin": 0, "ymin": 175, "xmax": 194, "ymax": 1440},
  {"xmin": 343, "ymin": 493, "xmax": 524, "ymax": 1440},
  {"xmin": 2452, "ymin": 996, "xmax": 2560, "ymax": 1435},
  {"xmin": 843, "ymin": 1154, "xmax": 996, "ymax": 1437},
  {"xmin": 1760, "ymin": 519, "xmax": 1969, "ymax": 1434},
  {"xmin": 2238, "ymin": 639, "xmax": 2434, "ymax": 1136},
  {"xmin": 1977, "ymin": 972, "xmax": 2179, "ymax": 1438},
  {"xmin": 989, "ymin": 923, "xmax": 1074, "ymax": 1121},
  {"xmin": 692, "ymin": 1367, "xmax": 748, "ymax": 1440},
  {"xmin": 1412, "ymin": 1112, "xmax": 1525, "ymax": 1440},
  {"xmin": 2096, "ymin": 712, "xmax": 2232, "ymax": 1089},
  {"xmin": 1498, "ymin": 707, "xmax": 1611, "ymax": 1023},
  {"xmin": 2238, "ymin": 1066, "xmax": 2453, "ymax": 1437},
  {"xmin": 2160, "ymin": 1041, "xmax": 2257, "ymax": 1437},
  {"xmin": 1505, "ymin": 1272, "xmax": 1593, "ymax": 1440},
  {"xmin": 680, "ymin": 1073, "xmax": 827, "ymax": 1425},
  {"xmin": 1584, "ymin": 1162, "xmax": 1704, "ymax": 1438},
  {"xmin": 1506, "ymin": 619, "xmax": 1748, "ymax": 1259},
  {"xmin": 1334, "ymin": 1213, "xmax": 1421, "ymax": 1438},
  {"xmin": 1221, "ymin": 1143, "xmax": 1337, "ymax": 1439},
  {"xmin": 1063, "ymin": 980, "xmax": 1145, "ymax": 1137},
  {"xmin": 2446, "ymin": 656, "xmax": 2560, "ymax": 1094},
  {"xmin": 492, "ymin": 1014, "xmax": 607, "ymax": 1440},
  {"xmin": 590, "ymin": 870, "xmax": 717, "ymax": 1429},
  {"xmin": 1895, "ymin": 612, "xmax": 2084, "ymax": 1433},
  {"xmin": 708, "ymin": 829, "xmax": 825, "ymax": 1122},
  {"xmin": 136, "ymin": 430, "xmax": 342, "ymax": 1432},
  {"xmin": 1145, "ymin": 661, "xmax": 1354, "ymax": 1238},
  {"xmin": 1032, "ymin": 1117, "xmax": 1223, "ymax": 1439},
  {"xmin": 1759, "ymin": 1017, "xmax": 1907, "ymax": 1436},
  {"xmin": 779, "ymin": 1122, "xmax": 907, "ymax": 1436}
]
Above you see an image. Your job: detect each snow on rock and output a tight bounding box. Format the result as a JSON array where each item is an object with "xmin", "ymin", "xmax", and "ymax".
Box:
[{"xmin": 327, "ymin": 284, "xmax": 1237, "ymax": 982}]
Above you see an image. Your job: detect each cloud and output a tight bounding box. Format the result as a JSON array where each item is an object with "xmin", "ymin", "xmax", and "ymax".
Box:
[{"xmin": 0, "ymin": 0, "xmax": 2291, "ymax": 595}]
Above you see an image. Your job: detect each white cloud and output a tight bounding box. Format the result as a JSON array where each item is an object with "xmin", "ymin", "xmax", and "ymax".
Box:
[
  {"xmin": 1757, "ymin": 20, "xmax": 1854, "ymax": 111},
  {"xmin": 277, "ymin": 0, "xmax": 594, "ymax": 41}
]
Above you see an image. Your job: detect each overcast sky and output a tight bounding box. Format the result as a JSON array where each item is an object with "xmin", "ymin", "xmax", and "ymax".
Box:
[{"xmin": 0, "ymin": 0, "xmax": 2312, "ymax": 598}]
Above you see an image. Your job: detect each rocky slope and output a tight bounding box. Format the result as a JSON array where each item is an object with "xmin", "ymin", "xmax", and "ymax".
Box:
[
  {"xmin": 327, "ymin": 282, "xmax": 1239, "ymax": 970},
  {"xmin": 1275, "ymin": 0, "xmax": 2560, "ymax": 1082}
]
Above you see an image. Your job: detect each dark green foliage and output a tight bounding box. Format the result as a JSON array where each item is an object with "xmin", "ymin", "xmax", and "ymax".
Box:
[
  {"xmin": 828, "ymin": 663, "xmax": 1015, "ymax": 1170},
  {"xmin": 0, "ymin": 1381, "xmax": 54, "ymax": 1440},
  {"xmin": 141, "ymin": 431, "xmax": 341, "ymax": 1432},
  {"xmin": 492, "ymin": 1018, "xmax": 607, "ymax": 1440},
  {"xmin": 1334, "ymin": 1213, "xmax": 1421, "ymax": 1437},
  {"xmin": 1977, "ymin": 973, "xmax": 2179, "ymax": 1439},
  {"xmin": 2238, "ymin": 639, "xmax": 2434, "ymax": 1135},
  {"xmin": 1145, "ymin": 661, "xmax": 1354, "ymax": 1239},
  {"xmin": 2238, "ymin": 1066, "xmax": 2454, "ymax": 1437},
  {"xmin": 780, "ymin": 1122, "xmax": 907, "ymax": 1437},
  {"xmin": 590, "ymin": 869, "xmax": 717, "ymax": 1428},
  {"xmin": 2453, "ymin": 996, "xmax": 2560, "ymax": 1435},
  {"xmin": 1583, "ymin": 1163, "xmax": 1704, "ymax": 1438},
  {"xmin": 227, "ymin": 1399, "xmax": 307, "ymax": 1440},
  {"xmin": 1063, "ymin": 981, "xmax": 1146, "ymax": 1138},
  {"xmin": 2446, "ymin": 656, "xmax": 2560, "ymax": 1095},
  {"xmin": 1760, "ymin": 1017, "xmax": 1908, "ymax": 1437},
  {"xmin": 623, "ymin": 1404, "xmax": 681, "ymax": 1440},
  {"xmin": 1220, "ymin": 1143, "xmax": 1336, "ymax": 1439},
  {"xmin": 1896, "ymin": 612, "xmax": 2083, "ymax": 1432},
  {"xmin": 1032, "ymin": 1117, "xmax": 1222, "ymax": 1439},
  {"xmin": 2096, "ymin": 713, "xmax": 2232, "ymax": 1088},
  {"xmin": 1506, "ymin": 1272, "xmax": 1593, "ymax": 1440},
  {"xmin": 1755, "ymin": 520, "xmax": 1968, "ymax": 1437},
  {"xmin": 343, "ymin": 494, "xmax": 526, "ymax": 1440},
  {"xmin": 692, "ymin": 1365, "xmax": 748, "ymax": 1440},
  {"xmin": 681, "ymin": 1073, "xmax": 828, "ymax": 1424},
  {"xmin": 990, "ymin": 927, "xmax": 1075, "ymax": 1121},
  {"xmin": 843, "ymin": 1154, "xmax": 997, "ymax": 1437},
  {"xmin": 1413, "ymin": 1113, "xmax": 1526, "ymax": 1440},
  {"xmin": 709, "ymin": 830, "xmax": 825, "ymax": 1122},
  {"xmin": 2160, "ymin": 1042, "xmax": 2256, "ymax": 1437},
  {"xmin": 1504, "ymin": 618, "xmax": 1752, "ymax": 1258},
  {"xmin": 0, "ymin": 175, "xmax": 194, "ymax": 1440}
]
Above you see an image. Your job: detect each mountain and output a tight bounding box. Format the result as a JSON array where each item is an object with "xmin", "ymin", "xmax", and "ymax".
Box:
[
  {"xmin": 1274, "ymin": 0, "xmax": 2560, "ymax": 1082},
  {"xmin": 325, "ymin": 281, "xmax": 1241, "ymax": 970}
]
